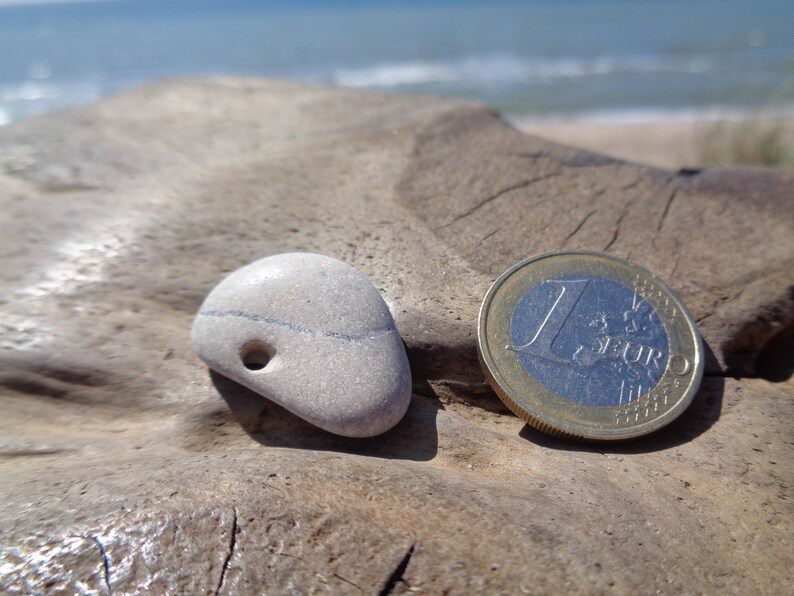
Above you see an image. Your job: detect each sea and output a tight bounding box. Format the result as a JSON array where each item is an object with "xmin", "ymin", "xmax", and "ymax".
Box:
[{"xmin": 1, "ymin": 0, "xmax": 793, "ymax": 126}]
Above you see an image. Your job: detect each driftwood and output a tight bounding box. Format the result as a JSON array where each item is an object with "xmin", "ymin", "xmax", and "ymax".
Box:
[{"xmin": 1, "ymin": 78, "xmax": 792, "ymax": 593}]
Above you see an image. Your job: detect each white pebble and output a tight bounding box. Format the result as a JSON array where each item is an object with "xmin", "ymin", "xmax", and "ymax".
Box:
[{"xmin": 192, "ymin": 253, "xmax": 412, "ymax": 437}]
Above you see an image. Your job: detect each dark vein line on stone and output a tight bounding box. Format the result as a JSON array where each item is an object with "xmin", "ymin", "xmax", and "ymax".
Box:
[{"xmin": 199, "ymin": 310, "xmax": 397, "ymax": 341}]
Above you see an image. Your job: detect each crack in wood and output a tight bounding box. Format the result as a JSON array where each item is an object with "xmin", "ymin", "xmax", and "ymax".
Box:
[
  {"xmin": 70, "ymin": 534, "xmax": 112, "ymax": 594},
  {"xmin": 378, "ymin": 541, "xmax": 416, "ymax": 596},
  {"xmin": 263, "ymin": 546, "xmax": 365, "ymax": 592},
  {"xmin": 563, "ymin": 209, "xmax": 597, "ymax": 244},
  {"xmin": 620, "ymin": 178, "xmax": 644, "ymax": 192},
  {"xmin": 479, "ymin": 225, "xmax": 505, "ymax": 244},
  {"xmin": 603, "ymin": 198, "xmax": 637, "ymax": 251},
  {"xmin": 657, "ymin": 187, "xmax": 680, "ymax": 231},
  {"xmin": 436, "ymin": 172, "xmax": 560, "ymax": 230},
  {"xmin": 215, "ymin": 508, "xmax": 238, "ymax": 595}
]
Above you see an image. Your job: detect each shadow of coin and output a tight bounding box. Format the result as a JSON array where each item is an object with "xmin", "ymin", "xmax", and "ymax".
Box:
[
  {"xmin": 518, "ymin": 341, "xmax": 724, "ymax": 454},
  {"xmin": 209, "ymin": 369, "xmax": 440, "ymax": 462}
]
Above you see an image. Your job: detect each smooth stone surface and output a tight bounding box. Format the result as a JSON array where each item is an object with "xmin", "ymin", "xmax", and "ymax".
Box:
[
  {"xmin": 0, "ymin": 78, "xmax": 792, "ymax": 593},
  {"xmin": 192, "ymin": 253, "xmax": 411, "ymax": 438}
]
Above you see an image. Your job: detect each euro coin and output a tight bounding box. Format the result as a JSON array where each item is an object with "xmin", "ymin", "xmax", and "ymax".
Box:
[{"xmin": 478, "ymin": 250, "xmax": 704, "ymax": 440}]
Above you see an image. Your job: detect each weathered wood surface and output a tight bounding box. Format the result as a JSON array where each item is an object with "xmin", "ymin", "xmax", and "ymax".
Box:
[{"xmin": 1, "ymin": 78, "xmax": 792, "ymax": 594}]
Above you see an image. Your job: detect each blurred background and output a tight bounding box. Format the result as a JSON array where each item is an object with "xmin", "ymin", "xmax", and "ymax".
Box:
[{"xmin": 1, "ymin": 0, "xmax": 793, "ymax": 168}]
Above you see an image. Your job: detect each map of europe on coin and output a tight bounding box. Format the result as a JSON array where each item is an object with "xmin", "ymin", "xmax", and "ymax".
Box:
[{"xmin": 478, "ymin": 251, "xmax": 704, "ymax": 440}]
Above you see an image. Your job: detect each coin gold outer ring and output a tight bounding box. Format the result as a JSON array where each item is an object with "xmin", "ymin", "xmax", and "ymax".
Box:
[{"xmin": 477, "ymin": 250, "xmax": 705, "ymax": 441}]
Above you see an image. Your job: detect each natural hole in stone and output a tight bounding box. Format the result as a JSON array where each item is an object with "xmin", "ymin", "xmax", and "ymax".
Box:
[{"xmin": 241, "ymin": 342, "xmax": 274, "ymax": 372}]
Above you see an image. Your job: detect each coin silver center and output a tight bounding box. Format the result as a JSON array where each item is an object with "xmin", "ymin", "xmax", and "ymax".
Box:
[{"xmin": 508, "ymin": 273, "xmax": 669, "ymax": 407}]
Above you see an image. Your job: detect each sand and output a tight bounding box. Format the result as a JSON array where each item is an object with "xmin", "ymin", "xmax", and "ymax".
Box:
[{"xmin": 513, "ymin": 116, "xmax": 794, "ymax": 171}]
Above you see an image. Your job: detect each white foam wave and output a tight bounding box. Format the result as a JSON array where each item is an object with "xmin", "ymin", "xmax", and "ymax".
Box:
[
  {"xmin": 0, "ymin": 79, "xmax": 104, "ymax": 124},
  {"xmin": 0, "ymin": 81, "xmax": 60, "ymax": 103},
  {"xmin": 334, "ymin": 62, "xmax": 459, "ymax": 87},
  {"xmin": 331, "ymin": 53, "xmax": 715, "ymax": 89}
]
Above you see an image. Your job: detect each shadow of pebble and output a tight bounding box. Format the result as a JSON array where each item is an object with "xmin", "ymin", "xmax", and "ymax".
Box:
[{"xmin": 209, "ymin": 369, "xmax": 440, "ymax": 462}]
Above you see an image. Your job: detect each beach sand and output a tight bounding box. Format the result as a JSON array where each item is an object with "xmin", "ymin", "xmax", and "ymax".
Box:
[{"xmin": 513, "ymin": 116, "xmax": 794, "ymax": 171}]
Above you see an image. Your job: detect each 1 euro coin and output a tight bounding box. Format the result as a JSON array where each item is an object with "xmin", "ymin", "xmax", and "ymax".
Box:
[{"xmin": 478, "ymin": 250, "xmax": 704, "ymax": 440}]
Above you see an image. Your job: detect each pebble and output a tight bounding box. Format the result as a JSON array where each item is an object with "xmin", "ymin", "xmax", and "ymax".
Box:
[{"xmin": 192, "ymin": 253, "xmax": 412, "ymax": 437}]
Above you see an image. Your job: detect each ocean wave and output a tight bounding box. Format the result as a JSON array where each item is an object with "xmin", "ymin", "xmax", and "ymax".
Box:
[
  {"xmin": 333, "ymin": 62, "xmax": 459, "ymax": 87},
  {"xmin": 0, "ymin": 79, "xmax": 104, "ymax": 125},
  {"xmin": 331, "ymin": 53, "xmax": 716, "ymax": 89},
  {"xmin": 0, "ymin": 81, "xmax": 60, "ymax": 103},
  {"xmin": 509, "ymin": 104, "xmax": 794, "ymax": 126}
]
